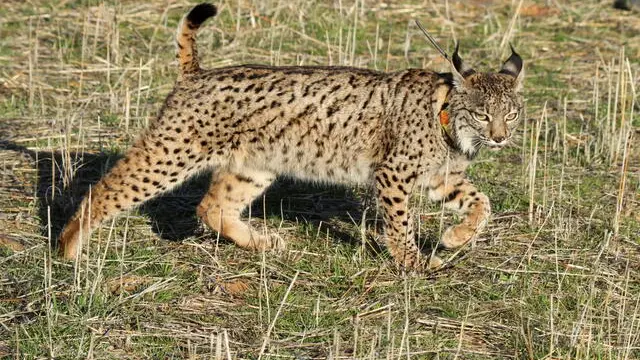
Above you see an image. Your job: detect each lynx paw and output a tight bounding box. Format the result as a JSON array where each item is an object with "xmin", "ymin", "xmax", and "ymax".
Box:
[
  {"xmin": 59, "ymin": 218, "xmax": 81, "ymax": 260},
  {"xmin": 394, "ymin": 254, "xmax": 443, "ymax": 272},
  {"xmin": 441, "ymin": 224, "xmax": 476, "ymax": 249},
  {"xmin": 247, "ymin": 232, "xmax": 286, "ymax": 251},
  {"xmin": 427, "ymin": 254, "xmax": 444, "ymax": 270}
]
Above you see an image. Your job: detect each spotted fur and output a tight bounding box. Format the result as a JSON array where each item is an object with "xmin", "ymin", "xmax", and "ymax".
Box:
[{"xmin": 59, "ymin": 3, "xmax": 524, "ymax": 269}]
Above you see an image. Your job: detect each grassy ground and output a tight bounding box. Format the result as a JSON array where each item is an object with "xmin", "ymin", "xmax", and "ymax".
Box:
[{"xmin": 1, "ymin": 0, "xmax": 639, "ymax": 358}]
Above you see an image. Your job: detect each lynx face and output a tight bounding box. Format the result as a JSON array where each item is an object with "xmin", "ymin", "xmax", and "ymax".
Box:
[
  {"xmin": 452, "ymin": 73, "xmax": 523, "ymax": 154},
  {"xmin": 447, "ymin": 46, "xmax": 524, "ymax": 157}
]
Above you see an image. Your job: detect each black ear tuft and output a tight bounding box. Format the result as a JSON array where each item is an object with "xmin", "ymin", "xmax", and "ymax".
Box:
[
  {"xmin": 452, "ymin": 43, "xmax": 463, "ymax": 71},
  {"xmin": 187, "ymin": 3, "xmax": 218, "ymax": 27},
  {"xmin": 452, "ymin": 42, "xmax": 476, "ymax": 78},
  {"xmin": 499, "ymin": 44, "xmax": 523, "ymax": 78}
]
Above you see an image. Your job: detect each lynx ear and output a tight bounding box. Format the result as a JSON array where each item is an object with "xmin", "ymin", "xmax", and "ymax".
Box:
[
  {"xmin": 499, "ymin": 44, "xmax": 524, "ymax": 90},
  {"xmin": 451, "ymin": 43, "xmax": 475, "ymax": 87}
]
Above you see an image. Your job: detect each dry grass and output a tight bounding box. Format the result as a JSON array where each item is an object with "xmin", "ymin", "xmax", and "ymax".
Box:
[{"xmin": 1, "ymin": 0, "xmax": 639, "ymax": 358}]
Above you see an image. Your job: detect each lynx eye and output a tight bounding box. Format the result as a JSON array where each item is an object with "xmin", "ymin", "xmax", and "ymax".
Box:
[
  {"xmin": 472, "ymin": 112, "xmax": 489, "ymax": 123},
  {"xmin": 505, "ymin": 111, "xmax": 519, "ymax": 122}
]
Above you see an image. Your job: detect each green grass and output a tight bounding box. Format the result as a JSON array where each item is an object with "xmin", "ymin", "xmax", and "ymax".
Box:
[{"xmin": 1, "ymin": 0, "xmax": 639, "ymax": 359}]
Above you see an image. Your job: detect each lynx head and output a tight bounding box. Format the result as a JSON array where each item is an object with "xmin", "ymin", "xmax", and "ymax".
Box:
[{"xmin": 447, "ymin": 45, "xmax": 524, "ymax": 158}]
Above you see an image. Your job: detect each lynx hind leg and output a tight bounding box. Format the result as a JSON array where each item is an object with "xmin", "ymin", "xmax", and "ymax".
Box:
[
  {"xmin": 59, "ymin": 199, "xmax": 92, "ymax": 260},
  {"xmin": 59, "ymin": 132, "xmax": 204, "ymax": 260},
  {"xmin": 197, "ymin": 169, "xmax": 280, "ymax": 251},
  {"xmin": 428, "ymin": 173, "xmax": 491, "ymax": 249}
]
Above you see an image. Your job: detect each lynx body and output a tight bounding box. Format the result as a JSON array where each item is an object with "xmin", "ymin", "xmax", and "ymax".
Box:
[{"xmin": 59, "ymin": 3, "xmax": 524, "ymax": 268}]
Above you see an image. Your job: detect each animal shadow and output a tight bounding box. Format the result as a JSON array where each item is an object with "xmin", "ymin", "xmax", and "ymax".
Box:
[{"xmin": 0, "ymin": 140, "xmax": 376, "ymax": 251}]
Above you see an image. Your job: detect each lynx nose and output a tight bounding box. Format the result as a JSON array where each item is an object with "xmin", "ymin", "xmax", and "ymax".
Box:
[{"xmin": 493, "ymin": 135, "xmax": 506, "ymax": 143}]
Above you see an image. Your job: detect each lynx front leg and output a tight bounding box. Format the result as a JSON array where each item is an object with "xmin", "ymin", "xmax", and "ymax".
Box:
[
  {"xmin": 197, "ymin": 169, "xmax": 278, "ymax": 250},
  {"xmin": 428, "ymin": 173, "xmax": 491, "ymax": 248},
  {"xmin": 374, "ymin": 167, "xmax": 427, "ymax": 269}
]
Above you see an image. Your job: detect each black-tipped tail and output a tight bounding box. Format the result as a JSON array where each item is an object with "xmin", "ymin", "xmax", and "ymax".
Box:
[
  {"xmin": 177, "ymin": 3, "xmax": 218, "ymax": 77},
  {"xmin": 186, "ymin": 3, "xmax": 217, "ymax": 27}
]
